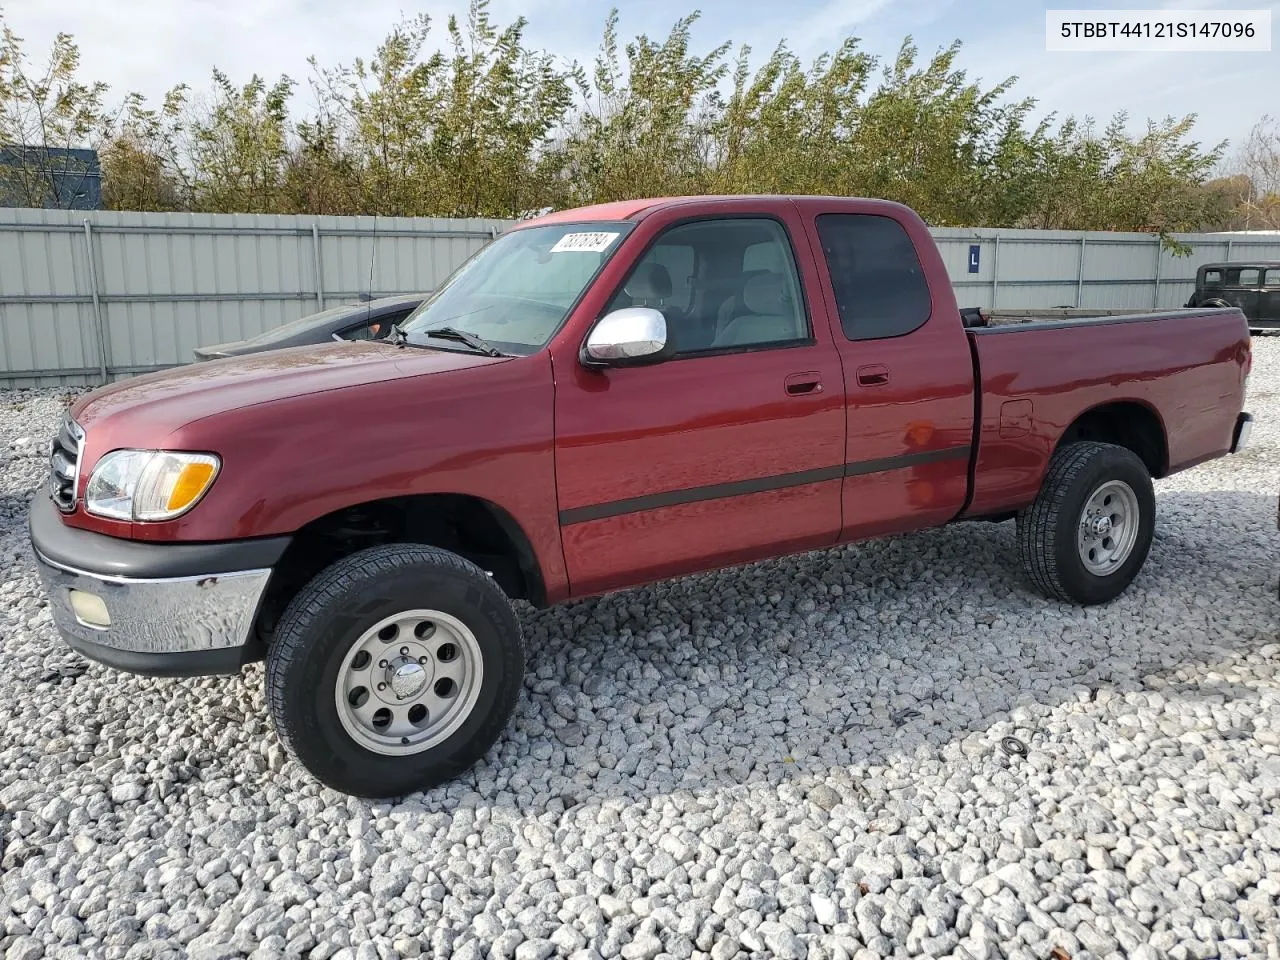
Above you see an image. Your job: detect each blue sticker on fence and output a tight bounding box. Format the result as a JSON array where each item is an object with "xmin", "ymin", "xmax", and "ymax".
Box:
[{"xmin": 968, "ymin": 244, "xmax": 981, "ymax": 274}]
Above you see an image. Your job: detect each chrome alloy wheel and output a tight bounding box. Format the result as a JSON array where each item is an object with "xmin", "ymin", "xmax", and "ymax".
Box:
[
  {"xmin": 1076, "ymin": 479, "xmax": 1141, "ymax": 575},
  {"xmin": 335, "ymin": 609, "xmax": 484, "ymax": 756}
]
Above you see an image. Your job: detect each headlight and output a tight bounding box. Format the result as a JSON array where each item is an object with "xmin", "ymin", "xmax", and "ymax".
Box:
[{"xmin": 85, "ymin": 450, "xmax": 220, "ymax": 521}]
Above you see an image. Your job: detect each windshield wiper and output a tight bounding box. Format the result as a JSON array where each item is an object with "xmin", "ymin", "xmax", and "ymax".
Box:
[{"xmin": 421, "ymin": 326, "xmax": 504, "ymax": 357}]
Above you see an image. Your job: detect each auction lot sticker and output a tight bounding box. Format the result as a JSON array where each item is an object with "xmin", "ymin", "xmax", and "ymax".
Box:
[
  {"xmin": 1046, "ymin": 9, "xmax": 1271, "ymax": 50},
  {"xmin": 550, "ymin": 232, "xmax": 620, "ymax": 253}
]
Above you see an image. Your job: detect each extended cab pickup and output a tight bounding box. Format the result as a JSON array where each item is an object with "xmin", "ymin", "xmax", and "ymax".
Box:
[{"xmin": 28, "ymin": 196, "xmax": 1254, "ymax": 797}]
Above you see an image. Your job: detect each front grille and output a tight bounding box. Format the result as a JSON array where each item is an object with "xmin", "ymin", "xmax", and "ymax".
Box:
[{"xmin": 49, "ymin": 415, "xmax": 84, "ymax": 512}]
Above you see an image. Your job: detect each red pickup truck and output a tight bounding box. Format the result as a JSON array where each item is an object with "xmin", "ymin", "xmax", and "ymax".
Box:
[{"xmin": 28, "ymin": 196, "xmax": 1254, "ymax": 797}]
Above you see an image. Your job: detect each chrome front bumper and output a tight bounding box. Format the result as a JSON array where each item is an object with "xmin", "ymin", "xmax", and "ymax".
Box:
[
  {"xmin": 34, "ymin": 548, "xmax": 271, "ymax": 653},
  {"xmin": 32, "ymin": 548, "xmax": 272, "ymax": 676}
]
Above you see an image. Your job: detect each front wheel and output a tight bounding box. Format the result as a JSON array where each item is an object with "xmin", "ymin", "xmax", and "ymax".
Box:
[
  {"xmin": 1016, "ymin": 441, "xmax": 1155, "ymax": 605},
  {"xmin": 265, "ymin": 544, "xmax": 524, "ymax": 798}
]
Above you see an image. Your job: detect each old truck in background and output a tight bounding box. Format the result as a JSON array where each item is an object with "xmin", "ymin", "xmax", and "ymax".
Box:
[
  {"xmin": 1185, "ymin": 260, "xmax": 1280, "ymax": 333},
  {"xmin": 29, "ymin": 195, "xmax": 1254, "ymax": 797}
]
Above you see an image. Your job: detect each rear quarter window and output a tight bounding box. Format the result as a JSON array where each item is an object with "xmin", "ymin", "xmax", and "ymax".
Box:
[{"xmin": 815, "ymin": 214, "xmax": 932, "ymax": 341}]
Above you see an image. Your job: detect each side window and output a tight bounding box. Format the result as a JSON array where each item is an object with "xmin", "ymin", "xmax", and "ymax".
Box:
[
  {"xmin": 605, "ymin": 218, "xmax": 809, "ymax": 355},
  {"xmin": 339, "ymin": 309, "xmax": 411, "ymax": 341},
  {"xmin": 815, "ymin": 214, "xmax": 932, "ymax": 341},
  {"xmin": 1266, "ymin": 269, "xmax": 1280, "ymax": 288},
  {"xmin": 1228, "ymin": 267, "xmax": 1261, "ymax": 286},
  {"xmin": 1202, "ymin": 269, "xmax": 1224, "ymax": 286}
]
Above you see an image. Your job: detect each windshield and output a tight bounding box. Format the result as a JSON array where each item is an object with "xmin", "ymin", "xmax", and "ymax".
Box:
[{"xmin": 400, "ymin": 221, "xmax": 633, "ymax": 355}]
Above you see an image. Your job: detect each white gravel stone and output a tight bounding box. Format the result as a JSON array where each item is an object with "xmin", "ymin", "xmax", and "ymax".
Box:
[{"xmin": 1, "ymin": 341, "xmax": 1279, "ymax": 957}]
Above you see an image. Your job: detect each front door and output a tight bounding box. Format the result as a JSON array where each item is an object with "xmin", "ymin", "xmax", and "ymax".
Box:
[{"xmin": 553, "ymin": 209, "xmax": 846, "ymax": 596}]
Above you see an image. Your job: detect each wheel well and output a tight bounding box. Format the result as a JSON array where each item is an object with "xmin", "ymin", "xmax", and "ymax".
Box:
[
  {"xmin": 253, "ymin": 494, "xmax": 546, "ymax": 646},
  {"xmin": 1056, "ymin": 402, "xmax": 1168, "ymax": 478}
]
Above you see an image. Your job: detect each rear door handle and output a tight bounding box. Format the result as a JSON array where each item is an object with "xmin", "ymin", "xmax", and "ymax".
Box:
[
  {"xmin": 857, "ymin": 364, "xmax": 890, "ymax": 386},
  {"xmin": 784, "ymin": 372, "xmax": 823, "ymax": 396}
]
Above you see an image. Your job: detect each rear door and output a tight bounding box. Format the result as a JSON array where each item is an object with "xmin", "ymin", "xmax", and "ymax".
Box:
[
  {"xmin": 552, "ymin": 204, "xmax": 846, "ymax": 596},
  {"xmin": 801, "ymin": 206, "xmax": 976, "ymax": 540},
  {"xmin": 1224, "ymin": 267, "xmax": 1262, "ymax": 322},
  {"xmin": 1262, "ymin": 268, "xmax": 1280, "ymax": 325}
]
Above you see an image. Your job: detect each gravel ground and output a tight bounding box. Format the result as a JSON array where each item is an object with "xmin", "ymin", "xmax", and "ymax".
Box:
[{"xmin": 1, "ymin": 341, "xmax": 1278, "ymax": 960}]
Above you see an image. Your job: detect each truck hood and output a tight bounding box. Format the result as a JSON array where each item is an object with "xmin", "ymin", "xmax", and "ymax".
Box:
[{"xmin": 72, "ymin": 341, "xmax": 507, "ymax": 440}]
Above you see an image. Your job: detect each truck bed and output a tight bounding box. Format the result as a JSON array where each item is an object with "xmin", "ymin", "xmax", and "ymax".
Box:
[{"xmin": 962, "ymin": 306, "xmax": 1252, "ymax": 518}]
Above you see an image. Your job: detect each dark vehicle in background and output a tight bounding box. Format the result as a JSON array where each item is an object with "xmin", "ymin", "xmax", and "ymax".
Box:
[
  {"xmin": 193, "ymin": 294, "xmax": 426, "ymax": 361},
  {"xmin": 1185, "ymin": 262, "xmax": 1280, "ymax": 333}
]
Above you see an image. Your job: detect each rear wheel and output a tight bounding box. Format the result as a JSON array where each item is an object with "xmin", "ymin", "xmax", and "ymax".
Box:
[
  {"xmin": 1016, "ymin": 441, "xmax": 1155, "ymax": 605},
  {"xmin": 266, "ymin": 544, "xmax": 524, "ymax": 797}
]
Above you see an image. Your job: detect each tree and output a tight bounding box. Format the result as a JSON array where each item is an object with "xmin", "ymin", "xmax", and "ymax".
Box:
[
  {"xmin": 310, "ymin": 1, "xmax": 573, "ymax": 218},
  {"xmin": 550, "ymin": 10, "xmax": 729, "ymax": 206},
  {"xmin": 1026, "ymin": 114, "xmax": 1226, "ymax": 248},
  {"xmin": 1219, "ymin": 115, "xmax": 1280, "ymax": 229},
  {"xmin": 185, "ymin": 70, "xmax": 295, "ymax": 213},
  {"xmin": 0, "ymin": 15, "xmax": 112, "ymax": 208},
  {"xmin": 0, "ymin": 0, "xmax": 1251, "ymax": 242},
  {"xmin": 100, "ymin": 87, "xmax": 189, "ymax": 211}
]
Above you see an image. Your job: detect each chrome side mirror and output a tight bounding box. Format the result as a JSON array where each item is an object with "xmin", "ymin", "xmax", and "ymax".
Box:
[{"xmin": 581, "ymin": 307, "xmax": 673, "ymax": 368}]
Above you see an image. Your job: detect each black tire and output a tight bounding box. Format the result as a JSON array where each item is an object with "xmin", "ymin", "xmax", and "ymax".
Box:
[
  {"xmin": 1016, "ymin": 441, "xmax": 1155, "ymax": 605},
  {"xmin": 265, "ymin": 544, "xmax": 524, "ymax": 798}
]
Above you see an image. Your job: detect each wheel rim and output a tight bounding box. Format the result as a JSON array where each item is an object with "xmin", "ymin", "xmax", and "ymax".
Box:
[
  {"xmin": 1076, "ymin": 479, "xmax": 1141, "ymax": 576},
  {"xmin": 335, "ymin": 609, "xmax": 484, "ymax": 756}
]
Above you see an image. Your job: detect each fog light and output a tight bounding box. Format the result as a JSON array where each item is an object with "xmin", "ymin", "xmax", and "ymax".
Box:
[{"xmin": 69, "ymin": 590, "xmax": 111, "ymax": 628}]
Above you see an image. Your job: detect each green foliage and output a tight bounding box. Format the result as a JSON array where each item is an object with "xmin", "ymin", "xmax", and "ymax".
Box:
[
  {"xmin": 0, "ymin": 1, "xmax": 1264, "ymax": 240},
  {"xmin": 309, "ymin": 2, "xmax": 573, "ymax": 217},
  {"xmin": 100, "ymin": 87, "xmax": 188, "ymax": 211}
]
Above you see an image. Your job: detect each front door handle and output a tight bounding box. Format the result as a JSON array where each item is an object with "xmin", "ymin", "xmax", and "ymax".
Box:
[
  {"xmin": 784, "ymin": 372, "xmax": 823, "ymax": 396},
  {"xmin": 857, "ymin": 364, "xmax": 890, "ymax": 386}
]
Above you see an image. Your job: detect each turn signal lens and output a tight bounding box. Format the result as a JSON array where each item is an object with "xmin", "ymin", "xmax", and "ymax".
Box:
[{"xmin": 167, "ymin": 461, "xmax": 218, "ymax": 513}]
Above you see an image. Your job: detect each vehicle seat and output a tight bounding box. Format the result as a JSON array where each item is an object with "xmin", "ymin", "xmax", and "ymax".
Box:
[
  {"xmin": 714, "ymin": 273, "xmax": 801, "ymax": 347},
  {"xmin": 712, "ymin": 269, "xmax": 767, "ymax": 340},
  {"xmin": 624, "ymin": 263, "xmax": 674, "ymax": 310},
  {"xmin": 621, "ymin": 262, "xmax": 687, "ymax": 348}
]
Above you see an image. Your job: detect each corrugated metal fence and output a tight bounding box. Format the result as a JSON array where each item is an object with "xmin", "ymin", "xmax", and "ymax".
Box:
[
  {"xmin": 2, "ymin": 208, "xmax": 1279, "ymax": 388},
  {"xmin": 931, "ymin": 226, "xmax": 1280, "ymax": 311},
  {"xmin": 0, "ymin": 208, "xmax": 507, "ymax": 388}
]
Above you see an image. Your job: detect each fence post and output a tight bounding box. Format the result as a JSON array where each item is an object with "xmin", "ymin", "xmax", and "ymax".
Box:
[
  {"xmin": 1226, "ymin": 239, "xmax": 1233, "ymax": 261},
  {"xmin": 81, "ymin": 219, "xmax": 109, "ymax": 385},
  {"xmin": 312, "ymin": 223, "xmax": 325, "ymax": 310},
  {"xmin": 1076, "ymin": 237, "xmax": 1087, "ymax": 307},
  {"xmin": 1152, "ymin": 237, "xmax": 1163, "ymax": 308},
  {"xmin": 991, "ymin": 236, "xmax": 1001, "ymax": 308}
]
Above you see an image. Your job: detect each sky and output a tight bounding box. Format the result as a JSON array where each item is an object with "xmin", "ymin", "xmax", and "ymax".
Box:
[{"xmin": 3, "ymin": 0, "xmax": 1277, "ymax": 155}]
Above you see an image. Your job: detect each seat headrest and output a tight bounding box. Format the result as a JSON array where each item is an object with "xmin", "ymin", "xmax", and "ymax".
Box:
[
  {"xmin": 742, "ymin": 272, "xmax": 788, "ymax": 315},
  {"xmin": 624, "ymin": 263, "xmax": 673, "ymax": 302}
]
